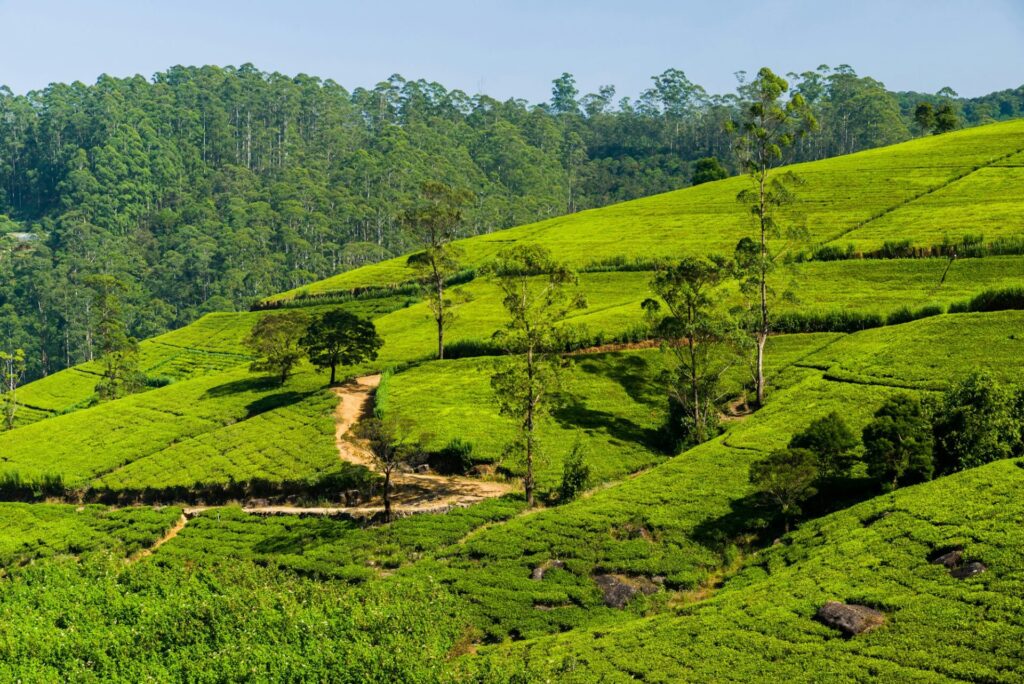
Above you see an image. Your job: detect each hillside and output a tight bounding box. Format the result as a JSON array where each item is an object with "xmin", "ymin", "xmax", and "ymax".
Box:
[{"xmin": 0, "ymin": 118, "xmax": 1023, "ymax": 681}]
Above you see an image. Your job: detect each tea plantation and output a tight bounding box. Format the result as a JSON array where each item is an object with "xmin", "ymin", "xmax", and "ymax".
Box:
[{"xmin": 2, "ymin": 120, "xmax": 1024, "ymax": 681}]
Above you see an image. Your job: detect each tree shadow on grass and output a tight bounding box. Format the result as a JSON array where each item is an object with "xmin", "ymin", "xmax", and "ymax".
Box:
[
  {"xmin": 201, "ymin": 376, "xmax": 318, "ymax": 417},
  {"xmin": 552, "ymin": 397, "xmax": 662, "ymax": 451},
  {"xmin": 576, "ymin": 353, "xmax": 662, "ymax": 408},
  {"xmin": 203, "ymin": 376, "xmax": 281, "ymax": 397},
  {"xmin": 252, "ymin": 517, "xmax": 360, "ymax": 555}
]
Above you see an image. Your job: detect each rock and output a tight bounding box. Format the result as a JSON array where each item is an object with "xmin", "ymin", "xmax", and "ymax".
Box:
[
  {"xmin": 247, "ymin": 498, "xmax": 270, "ymax": 508},
  {"xmin": 413, "ymin": 464, "xmax": 431, "ymax": 474},
  {"xmin": 531, "ymin": 559, "xmax": 566, "ymax": 581},
  {"xmin": 343, "ymin": 489, "xmax": 362, "ymax": 506},
  {"xmin": 950, "ymin": 561, "xmax": 987, "ymax": 579},
  {"xmin": 931, "ymin": 548, "xmax": 963, "ymax": 569},
  {"xmin": 815, "ymin": 601, "xmax": 885, "ymax": 636},
  {"xmin": 468, "ymin": 464, "xmax": 496, "ymax": 477},
  {"xmin": 593, "ymin": 574, "xmax": 659, "ymax": 609}
]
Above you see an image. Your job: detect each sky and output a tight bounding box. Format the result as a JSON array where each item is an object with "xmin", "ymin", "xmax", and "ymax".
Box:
[{"xmin": 1, "ymin": 0, "xmax": 1022, "ymax": 101}]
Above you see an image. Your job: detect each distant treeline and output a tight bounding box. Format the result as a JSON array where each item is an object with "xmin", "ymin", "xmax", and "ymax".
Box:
[{"xmin": 0, "ymin": 63, "xmax": 1021, "ymax": 379}]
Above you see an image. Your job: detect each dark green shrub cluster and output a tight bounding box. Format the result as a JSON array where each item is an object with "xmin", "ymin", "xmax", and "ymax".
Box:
[
  {"xmin": 431, "ymin": 438, "xmax": 477, "ymax": 474},
  {"xmin": 558, "ymin": 442, "xmax": 591, "ymax": 502},
  {"xmin": 949, "ymin": 286, "xmax": 1024, "ymax": 313},
  {"xmin": 774, "ymin": 310, "xmax": 884, "ymax": 333}
]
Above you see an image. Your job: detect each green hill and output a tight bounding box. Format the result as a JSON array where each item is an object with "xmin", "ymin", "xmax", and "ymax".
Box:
[{"xmin": 1, "ymin": 119, "xmax": 1023, "ymax": 681}]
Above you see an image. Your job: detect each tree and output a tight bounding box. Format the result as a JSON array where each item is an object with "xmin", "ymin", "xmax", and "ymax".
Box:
[
  {"xmin": 550, "ymin": 73, "xmax": 580, "ymax": 115},
  {"xmin": 0, "ymin": 348, "xmax": 26, "ymax": 430},
  {"xmin": 353, "ymin": 416, "xmax": 416, "ymax": 523},
  {"xmin": 932, "ymin": 371, "xmax": 1024, "ymax": 473},
  {"xmin": 788, "ymin": 411, "xmax": 858, "ymax": 478},
  {"xmin": 862, "ymin": 395, "xmax": 934, "ymax": 491},
  {"xmin": 691, "ymin": 157, "xmax": 728, "ymax": 185},
  {"xmin": 728, "ymin": 67, "xmax": 817, "ymax": 406},
  {"xmin": 244, "ymin": 312, "xmax": 309, "ymax": 384},
  {"xmin": 648, "ymin": 255, "xmax": 735, "ymax": 448},
  {"xmin": 85, "ymin": 275, "xmax": 143, "ymax": 401},
  {"xmin": 749, "ymin": 448, "xmax": 819, "ymax": 532},
  {"xmin": 933, "ymin": 103, "xmax": 959, "ymax": 134},
  {"xmin": 300, "ymin": 310, "xmax": 383, "ymax": 385},
  {"xmin": 913, "ymin": 102, "xmax": 936, "ymax": 136},
  {"xmin": 488, "ymin": 244, "xmax": 586, "ymax": 507},
  {"xmin": 405, "ymin": 181, "xmax": 472, "ymax": 360}
]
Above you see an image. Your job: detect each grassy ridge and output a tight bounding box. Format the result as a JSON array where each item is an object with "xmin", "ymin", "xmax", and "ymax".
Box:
[{"xmin": 271, "ymin": 119, "xmax": 1024, "ymax": 298}]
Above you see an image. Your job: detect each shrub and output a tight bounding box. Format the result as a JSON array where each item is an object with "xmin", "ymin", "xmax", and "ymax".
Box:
[
  {"xmin": 558, "ymin": 441, "xmax": 591, "ymax": 502},
  {"xmin": 432, "ymin": 438, "xmax": 476, "ymax": 475},
  {"xmin": 788, "ymin": 412, "xmax": 858, "ymax": 478},
  {"xmin": 811, "ymin": 243, "xmax": 855, "ymax": 262}
]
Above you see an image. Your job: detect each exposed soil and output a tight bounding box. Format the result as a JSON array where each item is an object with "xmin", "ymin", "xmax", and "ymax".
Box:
[
  {"xmin": 128, "ymin": 513, "xmax": 188, "ymax": 562},
  {"xmin": 329, "ymin": 375, "xmax": 513, "ymax": 514}
]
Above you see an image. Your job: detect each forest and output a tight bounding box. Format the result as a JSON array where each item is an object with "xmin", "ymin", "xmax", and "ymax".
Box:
[{"xmin": 1, "ymin": 63, "xmax": 1023, "ymax": 381}]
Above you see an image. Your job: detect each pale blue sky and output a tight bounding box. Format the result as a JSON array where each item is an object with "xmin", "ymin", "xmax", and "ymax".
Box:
[{"xmin": 1, "ymin": 0, "xmax": 1021, "ymax": 100}]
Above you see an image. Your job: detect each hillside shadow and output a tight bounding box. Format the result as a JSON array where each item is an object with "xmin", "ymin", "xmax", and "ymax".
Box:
[
  {"xmin": 244, "ymin": 391, "xmax": 317, "ymax": 417},
  {"xmin": 577, "ymin": 353, "xmax": 661, "ymax": 407},
  {"xmin": 552, "ymin": 397, "xmax": 662, "ymax": 450}
]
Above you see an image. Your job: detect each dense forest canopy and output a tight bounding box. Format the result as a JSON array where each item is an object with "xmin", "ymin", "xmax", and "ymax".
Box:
[{"xmin": 1, "ymin": 63, "xmax": 1021, "ymax": 380}]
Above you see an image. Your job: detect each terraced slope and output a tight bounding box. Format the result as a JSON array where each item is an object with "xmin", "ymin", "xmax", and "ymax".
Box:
[
  {"xmin": 468, "ymin": 457, "xmax": 1024, "ymax": 683},
  {"xmin": 270, "ymin": 119, "xmax": 1024, "ymax": 298}
]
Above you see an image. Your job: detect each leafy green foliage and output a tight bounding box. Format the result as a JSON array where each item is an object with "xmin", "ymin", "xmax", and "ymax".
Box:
[
  {"xmin": 862, "ymin": 394, "xmax": 934, "ymax": 489},
  {"xmin": 788, "ymin": 411, "xmax": 858, "ymax": 478},
  {"xmin": 932, "ymin": 371, "xmax": 1024, "ymax": 473},
  {"xmin": 244, "ymin": 312, "xmax": 308, "ymax": 384},
  {"xmin": 300, "ymin": 309, "xmax": 383, "ymax": 384},
  {"xmin": 749, "ymin": 448, "xmax": 819, "ymax": 531},
  {"xmin": 558, "ymin": 441, "xmax": 591, "ymax": 503}
]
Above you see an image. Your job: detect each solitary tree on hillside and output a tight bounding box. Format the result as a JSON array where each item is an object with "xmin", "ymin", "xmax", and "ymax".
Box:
[
  {"xmin": 728, "ymin": 67, "xmax": 817, "ymax": 406},
  {"xmin": 86, "ymin": 275, "xmax": 144, "ymax": 401},
  {"xmin": 862, "ymin": 395, "xmax": 934, "ymax": 494},
  {"xmin": 244, "ymin": 312, "xmax": 309, "ymax": 385},
  {"xmin": 0, "ymin": 348, "xmax": 26, "ymax": 430},
  {"xmin": 749, "ymin": 447, "xmax": 819, "ymax": 533},
  {"xmin": 647, "ymin": 255, "xmax": 736, "ymax": 448},
  {"xmin": 488, "ymin": 244, "xmax": 586, "ymax": 507},
  {"xmin": 354, "ymin": 416, "xmax": 417, "ymax": 523},
  {"xmin": 300, "ymin": 310, "xmax": 383, "ymax": 385},
  {"xmin": 405, "ymin": 181, "xmax": 472, "ymax": 360}
]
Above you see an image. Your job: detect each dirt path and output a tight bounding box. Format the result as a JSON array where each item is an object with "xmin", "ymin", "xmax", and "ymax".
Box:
[
  {"xmin": 128, "ymin": 513, "xmax": 188, "ymax": 563},
  {"xmin": 330, "ymin": 375, "xmax": 513, "ymax": 513}
]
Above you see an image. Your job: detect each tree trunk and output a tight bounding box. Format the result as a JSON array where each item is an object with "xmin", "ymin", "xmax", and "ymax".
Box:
[
  {"xmin": 756, "ymin": 166, "xmax": 769, "ymax": 406},
  {"xmin": 525, "ymin": 347, "xmax": 536, "ymax": 508},
  {"xmin": 383, "ymin": 469, "xmax": 393, "ymax": 523},
  {"xmin": 329, "ymin": 363, "xmax": 336, "ymax": 385}
]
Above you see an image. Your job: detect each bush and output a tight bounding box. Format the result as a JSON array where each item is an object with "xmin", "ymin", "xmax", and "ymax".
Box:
[
  {"xmin": 960, "ymin": 287, "xmax": 1024, "ymax": 313},
  {"xmin": 558, "ymin": 441, "xmax": 591, "ymax": 502},
  {"xmin": 811, "ymin": 243, "xmax": 855, "ymax": 262},
  {"xmin": 774, "ymin": 310, "xmax": 885, "ymax": 334},
  {"xmin": 431, "ymin": 438, "xmax": 476, "ymax": 475}
]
